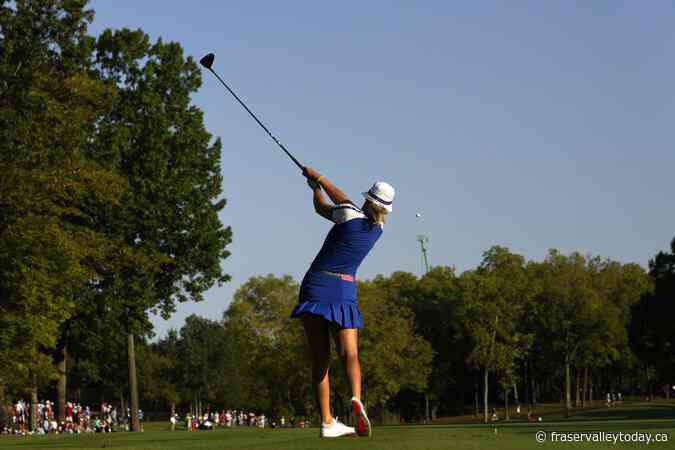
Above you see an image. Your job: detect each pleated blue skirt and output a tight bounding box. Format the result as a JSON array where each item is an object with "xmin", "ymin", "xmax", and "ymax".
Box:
[{"xmin": 291, "ymin": 271, "xmax": 363, "ymax": 329}]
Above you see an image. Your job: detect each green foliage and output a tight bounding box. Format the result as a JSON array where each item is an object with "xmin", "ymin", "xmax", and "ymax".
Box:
[
  {"xmin": 357, "ymin": 278, "xmax": 434, "ymax": 407},
  {"xmin": 0, "ymin": 0, "xmax": 232, "ymax": 398},
  {"xmin": 174, "ymin": 316, "xmax": 228, "ymax": 407},
  {"xmin": 529, "ymin": 250, "xmax": 651, "ymax": 372},
  {"xmin": 130, "ymin": 250, "xmax": 658, "ymax": 419},
  {"xmin": 399, "ymin": 267, "xmax": 467, "ymax": 414},
  {"xmin": 127, "ymin": 330, "xmax": 184, "ymax": 410},
  {"xmin": 530, "ymin": 251, "xmax": 601, "ymax": 366},
  {"xmin": 630, "ymin": 237, "xmax": 675, "ymax": 385},
  {"xmin": 213, "ymin": 274, "xmax": 433, "ymax": 417},
  {"xmin": 223, "ymin": 275, "xmax": 311, "ymax": 415},
  {"xmin": 0, "ymin": 0, "xmax": 127, "ymax": 391},
  {"xmin": 459, "ymin": 247, "xmax": 533, "ymax": 420},
  {"xmin": 89, "ymin": 26, "xmax": 232, "ymax": 330}
]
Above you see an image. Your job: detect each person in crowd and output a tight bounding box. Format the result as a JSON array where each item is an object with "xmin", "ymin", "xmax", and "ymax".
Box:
[{"xmin": 65, "ymin": 401, "xmax": 73, "ymax": 424}]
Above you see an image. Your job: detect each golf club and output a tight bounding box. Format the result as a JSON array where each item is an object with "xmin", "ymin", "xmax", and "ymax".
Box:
[{"xmin": 199, "ymin": 53, "xmax": 303, "ymax": 170}]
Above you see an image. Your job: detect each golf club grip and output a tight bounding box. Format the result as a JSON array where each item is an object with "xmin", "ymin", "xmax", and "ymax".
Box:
[{"xmin": 209, "ymin": 69, "xmax": 303, "ymax": 171}]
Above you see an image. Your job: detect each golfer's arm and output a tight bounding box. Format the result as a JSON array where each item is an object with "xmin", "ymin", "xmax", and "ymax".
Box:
[
  {"xmin": 312, "ymin": 188, "xmax": 333, "ymax": 221},
  {"xmin": 317, "ymin": 177, "xmax": 351, "ymax": 205}
]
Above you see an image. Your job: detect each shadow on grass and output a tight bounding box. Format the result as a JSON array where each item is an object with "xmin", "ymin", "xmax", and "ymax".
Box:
[{"xmin": 570, "ymin": 403, "xmax": 675, "ymax": 421}]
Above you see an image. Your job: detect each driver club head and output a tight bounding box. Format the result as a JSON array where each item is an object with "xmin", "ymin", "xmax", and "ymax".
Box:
[{"xmin": 200, "ymin": 53, "xmax": 215, "ymax": 69}]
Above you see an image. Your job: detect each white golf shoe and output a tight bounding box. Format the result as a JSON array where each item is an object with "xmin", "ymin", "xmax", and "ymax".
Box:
[
  {"xmin": 351, "ymin": 396, "xmax": 372, "ymax": 437},
  {"xmin": 320, "ymin": 418, "xmax": 355, "ymax": 438}
]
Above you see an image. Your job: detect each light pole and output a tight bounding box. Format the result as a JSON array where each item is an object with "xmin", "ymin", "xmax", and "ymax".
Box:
[
  {"xmin": 417, "ymin": 235, "xmax": 430, "ymax": 274},
  {"xmin": 416, "ymin": 234, "xmax": 431, "ymax": 423}
]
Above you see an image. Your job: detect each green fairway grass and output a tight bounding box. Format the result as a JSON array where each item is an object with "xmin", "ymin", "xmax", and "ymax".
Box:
[{"xmin": 2, "ymin": 402, "xmax": 673, "ymax": 450}]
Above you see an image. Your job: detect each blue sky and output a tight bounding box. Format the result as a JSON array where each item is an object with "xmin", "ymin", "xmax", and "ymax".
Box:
[{"xmin": 88, "ymin": 1, "xmax": 675, "ymax": 338}]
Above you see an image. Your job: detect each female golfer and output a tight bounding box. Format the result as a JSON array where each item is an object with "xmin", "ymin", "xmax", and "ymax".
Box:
[{"xmin": 291, "ymin": 166, "xmax": 394, "ymax": 438}]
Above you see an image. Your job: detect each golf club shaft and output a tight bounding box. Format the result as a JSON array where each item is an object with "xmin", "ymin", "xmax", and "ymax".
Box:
[{"xmin": 206, "ymin": 68, "xmax": 303, "ymax": 170}]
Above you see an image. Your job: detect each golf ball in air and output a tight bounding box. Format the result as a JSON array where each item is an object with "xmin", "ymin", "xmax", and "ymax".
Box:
[{"xmin": 416, "ymin": 212, "xmax": 421, "ymax": 218}]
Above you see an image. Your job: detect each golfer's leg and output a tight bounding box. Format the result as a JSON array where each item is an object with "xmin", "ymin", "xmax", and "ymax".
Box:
[
  {"xmin": 302, "ymin": 314, "xmax": 332, "ymax": 424},
  {"xmin": 336, "ymin": 328, "xmax": 361, "ymax": 400}
]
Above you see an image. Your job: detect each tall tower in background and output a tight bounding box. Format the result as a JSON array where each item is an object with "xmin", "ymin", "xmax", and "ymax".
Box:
[
  {"xmin": 416, "ymin": 233, "xmax": 431, "ymax": 423},
  {"xmin": 417, "ymin": 234, "xmax": 430, "ymax": 274}
]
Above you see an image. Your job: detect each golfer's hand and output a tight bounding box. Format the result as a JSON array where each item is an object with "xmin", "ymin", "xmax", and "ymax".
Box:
[
  {"xmin": 302, "ymin": 166, "xmax": 321, "ymax": 181},
  {"xmin": 307, "ymin": 178, "xmax": 321, "ymax": 190}
]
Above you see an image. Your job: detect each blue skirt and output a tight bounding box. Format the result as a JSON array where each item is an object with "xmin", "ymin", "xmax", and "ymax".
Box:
[{"xmin": 291, "ymin": 271, "xmax": 363, "ymax": 329}]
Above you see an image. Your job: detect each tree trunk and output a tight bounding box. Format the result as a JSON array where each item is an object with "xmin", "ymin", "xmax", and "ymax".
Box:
[
  {"xmin": 30, "ymin": 387, "xmax": 38, "ymax": 432},
  {"xmin": 582, "ymin": 367, "xmax": 588, "ymax": 408},
  {"xmin": 121, "ymin": 390, "xmax": 126, "ymax": 425},
  {"xmin": 127, "ymin": 333, "xmax": 140, "ymax": 432},
  {"xmin": 589, "ymin": 371, "xmax": 594, "ymax": 407},
  {"xmin": 575, "ymin": 368, "xmax": 581, "ymax": 407},
  {"xmin": 504, "ymin": 387, "xmax": 509, "ymax": 421},
  {"xmin": 483, "ymin": 368, "xmax": 489, "ymax": 423},
  {"xmin": 565, "ymin": 362, "xmax": 572, "ymax": 418},
  {"xmin": 512, "ymin": 381, "xmax": 519, "ymax": 405},
  {"xmin": 0, "ymin": 383, "xmax": 4, "ymax": 427},
  {"xmin": 56, "ymin": 342, "xmax": 67, "ymax": 423},
  {"xmin": 524, "ymin": 360, "xmax": 529, "ymax": 405}
]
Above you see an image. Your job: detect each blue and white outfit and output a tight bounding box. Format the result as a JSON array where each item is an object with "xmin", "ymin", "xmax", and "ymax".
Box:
[{"xmin": 291, "ymin": 203, "xmax": 382, "ymax": 329}]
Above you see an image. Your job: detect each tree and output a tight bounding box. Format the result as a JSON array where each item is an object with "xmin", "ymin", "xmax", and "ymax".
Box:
[
  {"xmin": 223, "ymin": 275, "xmax": 310, "ymax": 416},
  {"xmin": 70, "ymin": 26, "xmax": 232, "ymax": 430},
  {"xmin": 140, "ymin": 330, "xmax": 180, "ymax": 415},
  {"xmin": 1, "ymin": 1, "xmax": 232, "ymax": 427},
  {"xmin": 356, "ymin": 278, "xmax": 434, "ymax": 419},
  {"xmin": 530, "ymin": 251, "xmax": 609, "ymax": 418},
  {"xmin": 579, "ymin": 258, "xmax": 652, "ymax": 405},
  {"xmin": 222, "ymin": 274, "xmax": 433, "ymax": 422},
  {"xmin": 631, "ymin": 238, "xmax": 674, "ymax": 397},
  {"xmin": 385, "ymin": 268, "xmax": 468, "ymax": 419},
  {"xmin": 174, "ymin": 316, "xmax": 228, "ymax": 414},
  {"xmin": 460, "ymin": 246, "xmax": 532, "ymax": 423},
  {"xmin": 0, "ymin": 0, "xmax": 128, "ymax": 419}
]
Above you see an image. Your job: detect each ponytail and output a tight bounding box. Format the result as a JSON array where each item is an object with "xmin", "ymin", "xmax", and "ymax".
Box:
[{"xmin": 366, "ymin": 201, "xmax": 388, "ymax": 226}]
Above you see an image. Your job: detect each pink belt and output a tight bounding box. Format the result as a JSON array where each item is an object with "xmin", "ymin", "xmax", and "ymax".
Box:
[{"xmin": 321, "ymin": 271, "xmax": 355, "ymax": 282}]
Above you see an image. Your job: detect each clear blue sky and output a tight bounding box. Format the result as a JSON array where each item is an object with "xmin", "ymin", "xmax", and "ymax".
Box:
[{"xmin": 88, "ymin": 1, "xmax": 675, "ymax": 338}]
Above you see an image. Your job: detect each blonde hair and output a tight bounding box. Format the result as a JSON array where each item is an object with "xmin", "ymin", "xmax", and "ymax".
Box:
[{"xmin": 366, "ymin": 201, "xmax": 388, "ymax": 225}]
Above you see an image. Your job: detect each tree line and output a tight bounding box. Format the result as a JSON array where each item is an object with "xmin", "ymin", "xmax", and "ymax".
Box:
[{"xmin": 130, "ymin": 244, "xmax": 672, "ymax": 423}]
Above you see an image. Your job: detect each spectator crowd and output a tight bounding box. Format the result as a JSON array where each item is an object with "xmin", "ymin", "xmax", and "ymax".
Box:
[
  {"xmin": 2, "ymin": 397, "xmax": 317, "ymax": 437},
  {"xmin": 175, "ymin": 409, "xmax": 310, "ymax": 431},
  {"xmin": 1, "ymin": 399, "xmax": 143, "ymax": 436}
]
